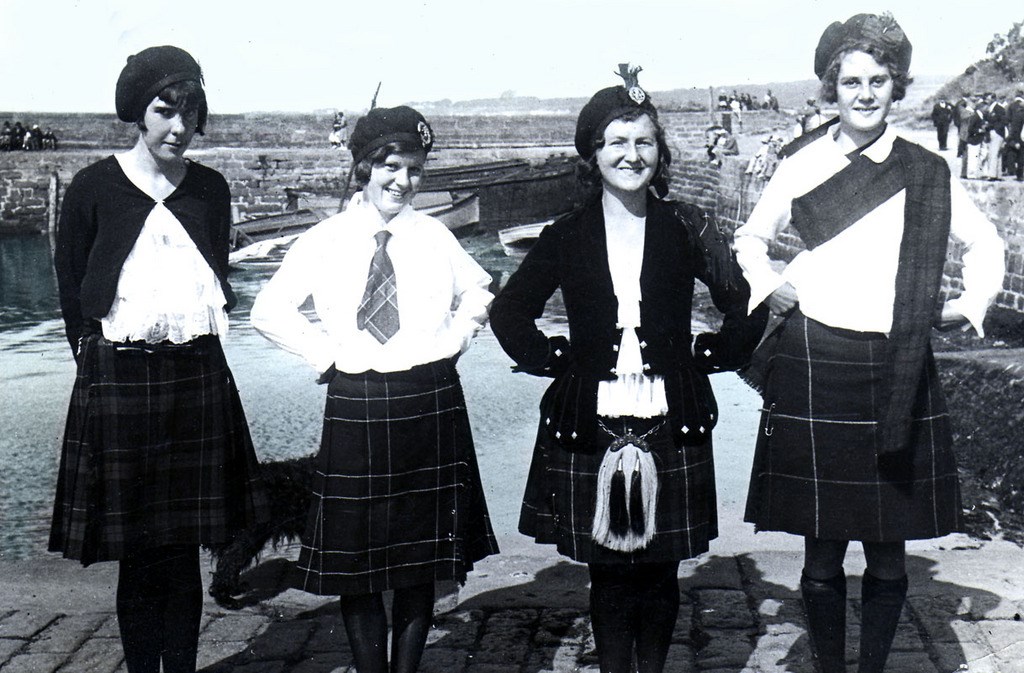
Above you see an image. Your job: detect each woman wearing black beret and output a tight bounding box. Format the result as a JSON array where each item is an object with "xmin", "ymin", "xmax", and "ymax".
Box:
[
  {"xmin": 251, "ymin": 105, "xmax": 498, "ymax": 673},
  {"xmin": 490, "ymin": 66, "xmax": 767, "ymax": 673},
  {"xmin": 734, "ymin": 14, "xmax": 1005, "ymax": 673},
  {"xmin": 50, "ymin": 46, "xmax": 268, "ymax": 673}
]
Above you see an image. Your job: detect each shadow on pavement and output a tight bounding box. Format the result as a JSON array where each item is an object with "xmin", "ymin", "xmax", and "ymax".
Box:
[{"xmin": 197, "ymin": 551, "xmax": 995, "ymax": 672}]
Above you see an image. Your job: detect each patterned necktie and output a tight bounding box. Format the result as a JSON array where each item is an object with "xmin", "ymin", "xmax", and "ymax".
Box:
[{"xmin": 356, "ymin": 230, "xmax": 400, "ymax": 343}]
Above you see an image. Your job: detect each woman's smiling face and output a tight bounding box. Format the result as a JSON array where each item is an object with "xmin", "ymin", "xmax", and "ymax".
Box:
[
  {"xmin": 364, "ymin": 150, "xmax": 426, "ymax": 221},
  {"xmin": 835, "ymin": 49, "xmax": 894, "ymax": 146},
  {"xmin": 595, "ymin": 114, "xmax": 659, "ymax": 197}
]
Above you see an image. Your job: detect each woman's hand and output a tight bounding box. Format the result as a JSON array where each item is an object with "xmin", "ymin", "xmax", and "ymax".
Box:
[
  {"xmin": 935, "ymin": 303, "xmax": 970, "ymax": 331},
  {"xmin": 768, "ymin": 282, "xmax": 799, "ymax": 317}
]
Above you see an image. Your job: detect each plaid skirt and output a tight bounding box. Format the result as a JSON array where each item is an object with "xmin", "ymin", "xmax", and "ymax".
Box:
[
  {"xmin": 295, "ymin": 359, "xmax": 498, "ymax": 596},
  {"xmin": 520, "ymin": 415, "xmax": 717, "ymax": 563},
  {"xmin": 744, "ymin": 312, "xmax": 961, "ymax": 541},
  {"xmin": 49, "ymin": 333, "xmax": 269, "ymax": 565}
]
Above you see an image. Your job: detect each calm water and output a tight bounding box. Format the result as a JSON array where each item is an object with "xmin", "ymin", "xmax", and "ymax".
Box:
[
  {"xmin": 0, "ymin": 229, "xmax": 764, "ymax": 561},
  {"xmin": 0, "ymin": 231, "xmax": 562, "ymax": 560}
]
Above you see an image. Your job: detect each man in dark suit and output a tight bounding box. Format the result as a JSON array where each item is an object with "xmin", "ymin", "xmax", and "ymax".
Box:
[
  {"xmin": 931, "ymin": 98, "xmax": 954, "ymax": 151},
  {"xmin": 954, "ymin": 94, "xmax": 973, "ymax": 161},
  {"xmin": 1004, "ymin": 90, "xmax": 1024, "ymax": 181}
]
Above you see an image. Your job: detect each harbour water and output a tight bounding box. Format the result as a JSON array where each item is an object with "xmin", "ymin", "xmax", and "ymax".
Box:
[{"xmin": 0, "ymin": 230, "xmax": 767, "ymax": 561}]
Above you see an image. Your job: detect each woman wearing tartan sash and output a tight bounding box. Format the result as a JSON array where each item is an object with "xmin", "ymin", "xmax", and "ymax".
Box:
[{"xmin": 733, "ymin": 14, "xmax": 1006, "ymax": 673}]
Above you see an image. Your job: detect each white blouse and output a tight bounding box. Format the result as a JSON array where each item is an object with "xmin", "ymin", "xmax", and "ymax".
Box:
[
  {"xmin": 596, "ymin": 214, "xmax": 669, "ymax": 419},
  {"xmin": 101, "ymin": 155, "xmax": 228, "ymax": 344},
  {"xmin": 733, "ymin": 126, "xmax": 1005, "ymax": 336},
  {"xmin": 250, "ymin": 197, "xmax": 493, "ymax": 375}
]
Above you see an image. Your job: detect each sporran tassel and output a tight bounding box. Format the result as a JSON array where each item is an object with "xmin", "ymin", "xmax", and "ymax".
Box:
[
  {"xmin": 609, "ymin": 459, "xmax": 630, "ymax": 538},
  {"xmin": 629, "ymin": 462, "xmax": 645, "ymax": 536},
  {"xmin": 591, "ymin": 423, "xmax": 662, "ymax": 552}
]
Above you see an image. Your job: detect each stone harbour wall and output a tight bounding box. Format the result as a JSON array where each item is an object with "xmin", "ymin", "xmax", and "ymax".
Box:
[{"xmin": 1, "ymin": 109, "xmax": 1021, "ymax": 314}]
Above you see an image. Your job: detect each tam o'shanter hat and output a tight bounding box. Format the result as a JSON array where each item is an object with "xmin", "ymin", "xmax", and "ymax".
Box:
[
  {"xmin": 115, "ymin": 46, "xmax": 203, "ymax": 123},
  {"xmin": 348, "ymin": 106, "xmax": 434, "ymax": 165},
  {"xmin": 574, "ymin": 63, "xmax": 657, "ymax": 159},
  {"xmin": 814, "ymin": 12, "xmax": 912, "ymax": 80}
]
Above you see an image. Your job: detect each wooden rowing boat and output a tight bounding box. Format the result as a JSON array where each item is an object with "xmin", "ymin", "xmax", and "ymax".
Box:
[{"xmin": 497, "ymin": 218, "xmax": 556, "ymax": 256}]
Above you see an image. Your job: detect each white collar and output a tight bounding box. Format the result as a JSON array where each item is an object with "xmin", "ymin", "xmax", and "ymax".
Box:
[{"xmin": 819, "ymin": 123, "xmax": 897, "ymax": 164}]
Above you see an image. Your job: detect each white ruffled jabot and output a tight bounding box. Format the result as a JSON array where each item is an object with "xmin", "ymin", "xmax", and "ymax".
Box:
[{"xmin": 102, "ymin": 201, "xmax": 228, "ymax": 344}]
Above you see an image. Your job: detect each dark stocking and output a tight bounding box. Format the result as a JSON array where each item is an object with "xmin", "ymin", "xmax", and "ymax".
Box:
[
  {"xmin": 634, "ymin": 562, "xmax": 680, "ymax": 673},
  {"xmin": 390, "ymin": 583, "xmax": 436, "ymax": 673},
  {"xmin": 340, "ymin": 592, "xmax": 389, "ymax": 673},
  {"xmin": 590, "ymin": 562, "xmax": 680, "ymax": 673},
  {"xmin": 116, "ymin": 545, "xmax": 202, "ymax": 673},
  {"xmin": 800, "ymin": 571, "xmax": 847, "ymax": 673},
  {"xmin": 590, "ymin": 564, "xmax": 638, "ymax": 673},
  {"xmin": 858, "ymin": 573, "xmax": 908, "ymax": 673}
]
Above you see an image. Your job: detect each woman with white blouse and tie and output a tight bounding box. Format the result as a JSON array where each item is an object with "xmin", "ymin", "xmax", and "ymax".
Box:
[{"xmin": 251, "ymin": 106, "xmax": 498, "ymax": 673}]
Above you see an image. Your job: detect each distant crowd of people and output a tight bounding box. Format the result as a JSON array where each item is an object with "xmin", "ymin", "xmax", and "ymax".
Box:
[
  {"xmin": 1, "ymin": 121, "xmax": 59, "ymax": 151},
  {"xmin": 718, "ymin": 89, "xmax": 780, "ymax": 112},
  {"xmin": 933, "ymin": 91, "xmax": 1024, "ymax": 181}
]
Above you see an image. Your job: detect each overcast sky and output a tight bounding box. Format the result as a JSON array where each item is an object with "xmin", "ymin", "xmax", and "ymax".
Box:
[{"xmin": 1, "ymin": 0, "xmax": 1021, "ymax": 113}]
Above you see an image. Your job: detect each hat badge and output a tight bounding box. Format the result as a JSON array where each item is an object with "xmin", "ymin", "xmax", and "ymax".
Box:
[
  {"xmin": 627, "ymin": 86, "xmax": 647, "ymax": 104},
  {"xmin": 417, "ymin": 121, "xmax": 432, "ymax": 148},
  {"xmin": 615, "ymin": 63, "xmax": 647, "ymax": 105}
]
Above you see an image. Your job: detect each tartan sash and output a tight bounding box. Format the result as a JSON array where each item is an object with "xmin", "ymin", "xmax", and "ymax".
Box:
[
  {"xmin": 790, "ymin": 153, "xmax": 906, "ymax": 249},
  {"xmin": 744, "ymin": 137, "xmax": 951, "ymax": 455}
]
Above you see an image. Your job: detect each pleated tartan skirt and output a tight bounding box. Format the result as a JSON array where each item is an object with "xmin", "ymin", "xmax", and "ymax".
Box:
[
  {"xmin": 744, "ymin": 312, "xmax": 962, "ymax": 541},
  {"xmin": 49, "ymin": 333, "xmax": 269, "ymax": 565},
  {"xmin": 295, "ymin": 359, "xmax": 498, "ymax": 596},
  {"xmin": 519, "ymin": 415, "xmax": 718, "ymax": 564}
]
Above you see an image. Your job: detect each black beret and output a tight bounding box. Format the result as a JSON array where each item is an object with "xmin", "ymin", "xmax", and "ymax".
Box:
[
  {"xmin": 814, "ymin": 13, "xmax": 912, "ymax": 80},
  {"xmin": 115, "ymin": 46, "xmax": 203, "ymax": 123},
  {"xmin": 575, "ymin": 79, "xmax": 657, "ymax": 159},
  {"xmin": 348, "ymin": 106, "xmax": 434, "ymax": 165}
]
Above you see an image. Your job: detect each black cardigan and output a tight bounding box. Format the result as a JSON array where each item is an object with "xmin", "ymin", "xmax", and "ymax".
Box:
[
  {"xmin": 54, "ymin": 156, "xmax": 236, "ymax": 356},
  {"xmin": 490, "ymin": 196, "xmax": 767, "ymax": 451}
]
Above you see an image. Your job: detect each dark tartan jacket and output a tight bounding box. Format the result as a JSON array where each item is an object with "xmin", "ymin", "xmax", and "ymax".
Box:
[{"xmin": 490, "ymin": 196, "xmax": 768, "ymax": 452}]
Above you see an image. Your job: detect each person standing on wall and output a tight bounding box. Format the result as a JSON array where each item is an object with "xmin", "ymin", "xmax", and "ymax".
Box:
[
  {"xmin": 733, "ymin": 14, "xmax": 1005, "ymax": 673},
  {"xmin": 50, "ymin": 45, "xmax": 269, "ymax": 673}
]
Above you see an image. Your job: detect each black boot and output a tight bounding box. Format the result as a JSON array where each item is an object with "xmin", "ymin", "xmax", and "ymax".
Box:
[
  {"xmin": 857, "ymin": 573, "xmax": 908, "ymax": 673},
  {"xmin": 801, "ymin": 571, "xmax": 847, "ymax": 673}
]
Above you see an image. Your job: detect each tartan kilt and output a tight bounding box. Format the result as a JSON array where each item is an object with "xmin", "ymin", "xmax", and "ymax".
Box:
[
  {"xmin": 744, "ymin": 312, "xmax": 962, "ymax": 541},
  {"xmin": 519, "ymin": 415, "xmax": 717, "ymax": 563},
  {"xmin": 295, "ymin": 359, "xmax": 498, "ymax": 596},
  {"xmin": 49, "ymin": 333, "xmax": 269, "ymax": 565}
]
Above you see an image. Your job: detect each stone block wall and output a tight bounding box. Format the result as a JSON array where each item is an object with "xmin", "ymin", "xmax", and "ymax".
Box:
[{"xmin": 2, "ymin": 108, "xmax": 1021, "ymax": 314}]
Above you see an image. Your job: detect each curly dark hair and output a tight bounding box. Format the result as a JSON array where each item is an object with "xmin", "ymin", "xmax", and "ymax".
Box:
[
  {"xmin": 576, "ymin": 108, "xmax": 672, "ymax": 200},
  {"xmin": 818, "ymin": 44, "xmax": 913, "ymax": 104},
  {"xmin": 351, "ymin": 139, "xmax": 427, "ymax": 187}
]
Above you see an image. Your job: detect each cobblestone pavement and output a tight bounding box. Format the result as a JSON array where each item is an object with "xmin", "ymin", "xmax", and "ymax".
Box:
[{"xmin": 3, "ymin": 539, "xmax": 1024, "ymax": 673}]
